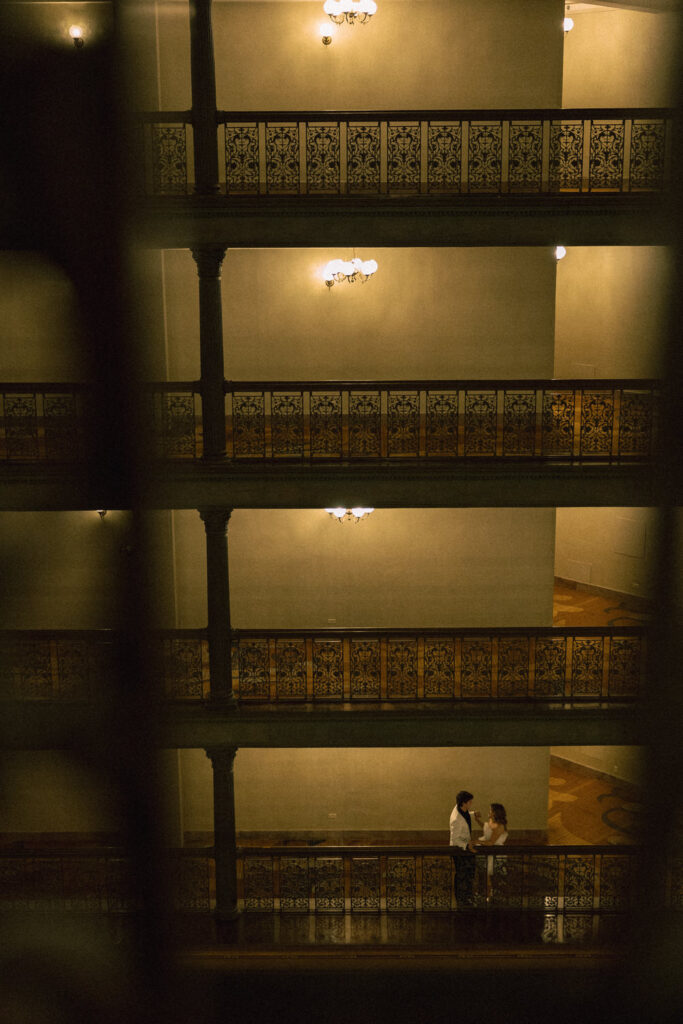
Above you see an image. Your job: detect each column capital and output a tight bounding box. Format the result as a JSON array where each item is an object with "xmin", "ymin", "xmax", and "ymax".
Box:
[
  {"xmin": 205, "ymin": 745, "xmax": 238, "ymax": 771},
  {"xmin": 199, "ymin": 508, "xmax": 233, "ymax": 534},
  {"xmin": 191, "ymin": 246, "xmax": 227, "ymax": 279}
]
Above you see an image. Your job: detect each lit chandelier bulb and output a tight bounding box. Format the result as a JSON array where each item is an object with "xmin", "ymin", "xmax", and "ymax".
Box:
[{"xmin": 554, "ymin": 245, "xmax": 567, "ymax": 261}]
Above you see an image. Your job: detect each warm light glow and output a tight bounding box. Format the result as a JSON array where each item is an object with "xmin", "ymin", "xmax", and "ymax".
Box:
[
  {"xmin": 554, "ymin": 245, "xmax": 567, "ymax": 261},
  {"xmin": 323, "ymin": 256, "xmax": 378, "ymax": 287},
  {"xmin": 69, "ymin": 25, "xmax": 83, "ymax": 39},
  {"xmin": 96, "ymin": 509, "xmax": 108, "ymax": 518},
  {"xmin": 325, "ymin": 507, "xmax": 375, "ymax": 523},
  {"xmin": 563, "ymin": 17, "xmax": 574, "ymax": 32}
]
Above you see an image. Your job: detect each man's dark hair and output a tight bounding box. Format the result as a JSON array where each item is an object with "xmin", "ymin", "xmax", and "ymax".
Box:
[{"xmin": 456, "ymin": 790, "xmax": 473, "ymax": 809}]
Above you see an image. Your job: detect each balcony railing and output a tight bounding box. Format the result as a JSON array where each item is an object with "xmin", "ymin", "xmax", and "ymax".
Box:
[
  {"xmin": 139, "ymin": 108, "xmax": 673, "ymax": 198},
  {"xmin": 0, "ymin": 627, "xmax": 645, "ymax": 705},
  {"xmin": 0, "ymin": 380, "xmax": 659, "ymax": 464},
  {"xmin": 3, "ymin": 846, "xmax": 679, "ymax": 926}
]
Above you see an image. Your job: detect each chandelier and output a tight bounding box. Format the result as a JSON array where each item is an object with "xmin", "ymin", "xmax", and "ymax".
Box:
[
  {"xmin": 323, "ymin": 1, "xmax": 377, "ymax": 26},
  {"xmin": 323, "ymin": 257, "xmax": 378, "ymax": 288},
  {"xmin": 325, "ymin": 507, "xmax": 375, "ymax": 523}
]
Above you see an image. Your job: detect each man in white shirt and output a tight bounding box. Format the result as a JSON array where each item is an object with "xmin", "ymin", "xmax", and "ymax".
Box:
[{"xmin": 449, "ymin": 789, "xmax": 482, "ymax": 907}]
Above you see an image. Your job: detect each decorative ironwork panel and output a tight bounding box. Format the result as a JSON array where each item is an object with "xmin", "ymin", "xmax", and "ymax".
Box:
[
  {"xmin": 275, "ymin": 639, "xmax": 307, "ymax": 699},
  {"xmin": 422, "ymin": 856, "xmax": 452, "ymax": 911},
  {"xmin": 387, "ymin": 639, "xmax": 418, "ymax": 698},
  {"xmin": 88, "ymin": 642, "xmax": 116, "ymax": 692},
  {"xmin": 306, "ymin": 124, "xmax": 340, "ymax": 192},
  {"xmin": 619, "ymin": 390, "xmax": 653, "ymax": 456},
  {"xmin": 589, "ymin": 121, "xmax": 625, "ymax": 190},
  {"xmin": 16, "ymin": 639, "xmax": 53, "ymax": 699},
  {"xmin": 310, "ymin": 391, "xmax": 342, "ymax": 458},
  {"xmin": 43, "ymin": 393, "xmax": 81, "ymax": 460},
  {"xmin": 630, "ymin": 121, "xmax": 666, "ymax": 190},
  {"xmin": 508, "ymin": 122, "xmax": 543, "ymax": 191},
  {"xmin": 0, "ymin": 858, "xmax": 27, "ymax": 909},
  {"xmin": 426, "ymin": 392, "xmax": 458, "ymax": 456},
  {"xmin": 62, "ymin": 857, "xmax": 105, "ymax": 910},
  {"xmin": 225, "ymin": 125, "xmax": 259, "ymax": 192},
  {"xmin": 4, "ymin": 393, "xmax": 39, "ymax": 459},
  {"xmin": 563, "ymin": 914, "xmax": 594, "ymax": 943},
  {"xmin": 271, "ymin": 392, "xmax": 304, "ymax": 458},
  {"xmin": 279, "ymin": 857, "xmax": 310, "ymax": 912},
  {"xmin": 29, "ymin": 857, "xmax": 64, "ymax": 907},
  {"xmin": 151, "ymin": 125, "xmax": 187, "ymax": 194},
  {"xmin": 497, "ymin": 637, "xmax": 530, "ymax": 697},
  {"xmin": 550, "ymin": 121, "xmax": 584, "ymax": 190},
  {"xmin": 608, "ymin": 637, "xmax": 641, "ymax": 697},
  {"xmin": 314, "ymin": 858, "xmax": 344, "ymax": 912},
  {"xmin": 599, "ymin": 855, "xmax": 633, "ymax": 910},
  {"xmin": 237, "ymin": 640, "xmax": 270, "ymax": 700},
  {"xmin": 565, "ymin": 855, "xmax": 595, "ymax": 909},
  {"xmin": 580, "ymin": 390, "xmax": 614, "ymax": 455},
  {"xmin": 347, "ymin": 125, "xmax": 380, "ymax": 192},
  {"xmin": 387, "ymin": 857, "xmax": 416, "ymax": 911},
  {"xmin": 534, "ymin": 638, "xmax": 566, "ymax": 697},
  {"xmin": 503, "ymin": 390, "xmax": 536, "ymax": 456},
  {"xmin": 387, "ymin": 391, "xmax": 419, "ymax": 456},
  {"xmin": 266, "ymin": 124, "xmax": 299, "ymax": 192},
  {"xmin": 171, "ymin": 856, "xmax": 210, "ymax": 911},
  {"xmin": 490, "ymin": 854, "xmax": 523, "ymax": 908},
  {"xmin": 388, "ymin": 124, "xmax": 420, "ymax": 190},
  {"xmin": 351, "ymin": 858, "xmax": 380, "ymax": 911},
  {"xmin": 349, "ymin": 392, "xmax": 381, "ymax": 457},
  {"xmin": 423, "ymin": 638, "xmax": 455, "ymax": 697},
  {"xmin": 461, "ymin": 638, "xmax": 493, "ymax": 697},
  {"xmin": 464, "ymin": 390, "xmax": 497, "ymax": 455},
  {"xmin": 428, "ymin": 123, "xmax": 461, "ymax": 192},
  {"xmin": 232, "ymin": 393, "xmax": 265, "ymax": 457},
  {"xmin": 350, "ymin": 639, "xmax": 380, "ymax": 698},
  {"xmin": 542, "ymin": 390, "xmax": 575, "ymax": 456},
  {"xmin": 571, "ymin": 638, "xmax": 603, "ymax": 696},
  {"xmin": 157, "ymin": 393, "xmax": 197, "ymax": 458},
  {"xmin": 244, "ymin": 856, "xmax": 274, "ymax": 910},
  {"xmin": 526, "ymin": 855, "xmax": 559, "ymax": 910},
  {"xmin": 163, "ymin": 637, "xmax": 204, "ymax": 700},
  {"xmin": 312, "ymin": 640, "xmax": 343, "ymax": 699},
  {"xmin": 468, "ymin": 122, "xmax": 502, "ymax": 191},
  {"xmin": 55, "ymin": 641, "xmax": 91, "ymax": 700}
]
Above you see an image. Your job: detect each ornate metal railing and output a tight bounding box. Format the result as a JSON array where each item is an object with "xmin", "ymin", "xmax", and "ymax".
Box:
[
  {"xmin": 225, "ymin": 380, "xmax": 658, "ymax": 462},
  {"xmin": 0, "ymin": 627, "xmax": 645, "ymax": 704},
  {"xmin": 139, "ymin": 109, "xmax": 673, "ymax": 197},
  {"xmin": 0, "ymin": 383, "xmax": 202, "ymax": 461},
  {"xmin": 3, "ymin": 846, "xmax": 679, "ymax": 922},
  {"xmin": 0, "ymin": 847, "xmax": 212, "ymax": 912}
]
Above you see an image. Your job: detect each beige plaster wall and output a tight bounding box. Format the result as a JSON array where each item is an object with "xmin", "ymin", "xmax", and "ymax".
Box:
[
  {"xmin": 172, "ymin": 507, "xmax": 556, "ymax": 629},
  {"xmin": 0, "ymin": 1, "xmax": 113, "ymax": 50},
  {"xmin": 180, "ymin": 746, "xmax": 551, "ymax": 833},
  {"xmin": 554, "ymin": 507, "xmax": 657, "ymax": 598},
  {"xmin": 562, "ymin": 10, "xmax": 679, "ymax": 107},
  {"xmin": 163, "ymin": 247, "xmax": 557, "ymax": 380},
  {"xmin": 152, "ymin": 0, "xmax": 563, "ymax": 112},
  {"xmin": 554, "ymin": 247, "xmax": 671, "ymax": 379},
  {"xmin": 552, "ymin": 746, "xmax": 644, "ymax": 787},
  {"xmin": 0, "ymin": 511, "xmax": 176, "ymax": 629}
]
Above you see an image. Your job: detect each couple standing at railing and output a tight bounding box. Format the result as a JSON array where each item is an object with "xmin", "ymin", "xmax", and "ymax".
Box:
[{"xmin": 449, "ymin": 789, "xmax": 508, "ymax": 907}]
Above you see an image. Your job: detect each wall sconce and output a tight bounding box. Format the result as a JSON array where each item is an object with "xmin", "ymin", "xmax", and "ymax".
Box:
[
  {"xmin": 324, "ymin": 1, "xmax": 377, "ymax": 27},
  {"xmin": 563, "ymin": 11, "xmax": 574, "ymax": 33},
  {"xmin": 96, "ymin": 509, "xmax": 108, "ymax": 518},
  {"xmin": 320, "ymin": 22, "xmax": 335, "ymax": 45},
  {"xmin": 325, "ymin": 507, "xmax": 375, "ymax": 523},
  {"xmin": 323, "ymin": 257, "xmax": 378, "ymax": 288},
  {"xmin": 69, "ymin": 25, "xmax": 85, "ymax": 48},
  {"xmin": 554, "ymin": 245, "xmax": 567, "ymax": 261}
]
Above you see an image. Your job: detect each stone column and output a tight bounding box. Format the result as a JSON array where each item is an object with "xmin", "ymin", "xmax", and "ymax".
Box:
[
  {"xmin": 206, "ymin": 745, "xmax": 239, "ymax": 921},
  {"xmin": 199, "ymin": 509, "xmax": 235, "ymax": 704},
  {"xmin": 192, "ymin": 246, "xmax": 227, "ymax": 459},
  {"xmin": 188, "ymin": 0, "xmax": 219, "ymax": 195}
]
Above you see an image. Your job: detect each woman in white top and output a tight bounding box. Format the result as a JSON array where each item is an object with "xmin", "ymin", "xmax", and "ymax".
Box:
[{"xmin": 476, "ymin": 803, "xmax": 509, "ymax": 889}]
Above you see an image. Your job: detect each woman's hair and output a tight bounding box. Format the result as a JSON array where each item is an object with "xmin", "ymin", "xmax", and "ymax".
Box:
[
  {"xmin": 489, "ymin": 803, "xmax": 507, "ymax": 827},
  {"xmin": 456, "ymin": 790, "xmax": 474, "ymax": 809}
]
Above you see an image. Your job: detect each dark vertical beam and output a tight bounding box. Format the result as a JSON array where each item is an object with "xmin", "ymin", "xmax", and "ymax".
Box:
[
  {"xmin": 206, "ymin": 744, "xmax": 239, "ymax": 921},
  {"xmin": 199, "ymin": 508, "xmax": 235, "ymax": 704},
  {"xmin": 192, "ymin": 246, "xmax": 227, "ymax": 459},
  {"xmin": 188, "ymin": 0, "xmax": 219, "ymax": 195}
]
